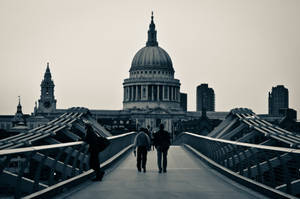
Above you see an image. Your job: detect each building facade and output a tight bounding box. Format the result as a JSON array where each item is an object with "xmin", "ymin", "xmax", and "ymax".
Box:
[
  {"xmin": 121, "ymin": 13, "xmax": 186, "ymax": 131},
  {"xmin": 268, "ymin": 85, "xmax": 289, "ymax": 116},
  {"xmin": 123, "ymin": 13, "xmax": 181, "ymax": 111},
  {"xmin": 180, "ymin": 93, "xmax": 187, "ymax": 111},
  {"xmin": 196, "ymin": 84, "xmax": 215, "ymax": 112}
]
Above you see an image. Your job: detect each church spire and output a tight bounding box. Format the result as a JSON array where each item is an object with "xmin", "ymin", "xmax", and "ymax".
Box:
[
  {"xmin": 17, "ymin": 96, "xmax": 22, "ymax": 114},
  {"xmin": 146, "ymin": 11, "xmax": 158, "ymax": 47},
  {"xmin": 44, "ymin": 62, "xmax": 52, "ymax": 79},
  {"xmin": 38, "ymin": 62, "xmax": 57, "ymax": 113}
]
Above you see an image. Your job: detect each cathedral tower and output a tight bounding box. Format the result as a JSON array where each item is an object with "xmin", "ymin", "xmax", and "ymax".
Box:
[{"xmin": 37, "ymin": 62, "xmax": 57, "ymax": 113}]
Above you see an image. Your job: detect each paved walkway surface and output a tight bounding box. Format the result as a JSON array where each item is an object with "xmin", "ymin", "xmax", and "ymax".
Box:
[{"xmin": 58, "ymin": 146, "xmax": 268, "ymax": 199}]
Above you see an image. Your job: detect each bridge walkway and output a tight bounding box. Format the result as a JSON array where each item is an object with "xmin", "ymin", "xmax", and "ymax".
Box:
[{"xmin": 57, "ymin": 146, "xmax": 268, "ymax": 199}]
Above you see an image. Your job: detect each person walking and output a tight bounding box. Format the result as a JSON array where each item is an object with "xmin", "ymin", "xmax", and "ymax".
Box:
[
  {"xmin": 133, "ymin": 128, "xmax": 151, "ymax": 173},
  {"xmin": 153, "ymin": 123, "xmax": 171, "ymax": 173},
  {"xmin": 84, "ymin": 123, "xmax": 105, "ymax": 181}
]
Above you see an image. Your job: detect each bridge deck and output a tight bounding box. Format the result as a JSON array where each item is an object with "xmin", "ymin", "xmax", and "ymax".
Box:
[{"xmin": 58, "ymin": 146, "xmax": 267, "ymax": 199}]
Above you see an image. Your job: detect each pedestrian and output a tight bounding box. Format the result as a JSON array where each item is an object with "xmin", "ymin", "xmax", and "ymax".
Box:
[
  {"xmin": 153, "ymin": 123, "xmax": 171, "ymax": 173},
  {"xmin": 133, "ymin": 128, "xmax": 151, "ymax": 173},
  {"xmin": 84, "ymin": 123, "xmax": 105, "ymax": 181}
]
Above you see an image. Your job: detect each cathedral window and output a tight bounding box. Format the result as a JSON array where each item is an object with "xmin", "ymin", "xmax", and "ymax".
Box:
[{"xmin": 145, "ymin": 71, "xmax": 147, "ymax": 74}]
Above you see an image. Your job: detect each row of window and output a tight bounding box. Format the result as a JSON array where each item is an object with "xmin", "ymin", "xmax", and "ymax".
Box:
[{"xmin": 131, "ymin": 70, "xmax": 172, "ymax": 75}]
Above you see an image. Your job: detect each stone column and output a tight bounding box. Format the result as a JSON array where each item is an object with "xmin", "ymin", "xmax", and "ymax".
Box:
[
  {"xmin": 132, "ymin": 86, "xmax": 135, "ymax": 101},
  {"xmin": 168, "ymin": 85, "xmax": 170, "ymax": 101},
  {"xmin": 136, "ymin": 85, "xmax": 138, "ymax": 101},
  {"xmin": 168, "ymin": 86, "xmax": 170, "ymax": 101},
  {"xmin": 144, "ymin": 85, "xmax": 148, "ymax": 100},
  {"xmin": 152, "ymin": 85, "xmax": 154, "ymax": 101},
  {"xmin": 131, "ymin": 86, "xmax": 134, "ymax": 101},
  {"xmin": 173, "ymin": 87, "xmax": 175, "ymax": 101},
  {"xmin": 126, "ymin": 87, "xmax": 129, "ymax": 101},
  {"xmin": 124, "ymin": 87, "xmax": 126, "ymax": 101},
  {"xmin": 170, "ymin": 86, "xmax": 173, "ymax": 101},
  {"xmin": 162, "ymin": 85, "xmax": 165, "ymax": 101},
  {"xmin": 175, "ymin": 87, "xmax": 178, "ymax": 102},
  {"xmin": 148, "ymin": 85, "xmax": 151, "ymax": 101},
  {"xmin": 128, "ymin": 86, "xmax": 131, "ymax": 101},
  {"xmin": 177, "ymin": 87, "xmax": 180, "ymax": 102},
  {"xmin": 157, "ymin": 85, "xmax": 160, "ymax": 101},
  {"xmin": 138, "ymin": 85, "xmax": 141, "ymax": 101}
]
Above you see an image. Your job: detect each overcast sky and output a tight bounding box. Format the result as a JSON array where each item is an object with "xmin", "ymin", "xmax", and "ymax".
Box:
[{"xmin": 0, "ymin": 0, "xmax": 299, "ymax": 118}]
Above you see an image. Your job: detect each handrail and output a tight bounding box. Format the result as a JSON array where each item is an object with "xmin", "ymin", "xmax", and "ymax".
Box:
[
  {"xmin": 184, "ymin": 132, "xmax": 300, "ymax": 153},
  {"xmin": 0, "ymin": 132, "xmax": 136, "ymax": 156},
  {"xmin": 0, "ymin": 142, "xmax": 84, "ymax": 156},
  {"xmin": 0, "ymin": 131, "xmax": 136, "ymax": 199},
  {"xmin": 108, "ymin": 131, "xmax": 135, "ymax": 139},
  {"xmin": 180, "ymin": 131, "xmax": 300, "ymax": 198}
]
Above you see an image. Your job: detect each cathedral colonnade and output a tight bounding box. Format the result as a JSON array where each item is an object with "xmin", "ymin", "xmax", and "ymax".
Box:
[{"xmin": 123, "ymin": 84, "xmax": 180, "ymax": 103}]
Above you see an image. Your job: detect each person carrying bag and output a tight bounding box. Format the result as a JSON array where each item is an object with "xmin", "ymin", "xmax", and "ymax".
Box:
[
  {"xmin": 84, "ymin": 123, "xmax": 110, "ymax": 181},
  {"xmin": 133, "ymin": 128, "xmax": 151, "ymax": 173}
]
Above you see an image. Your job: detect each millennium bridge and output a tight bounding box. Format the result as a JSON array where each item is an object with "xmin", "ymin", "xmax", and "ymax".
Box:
[{"xmin": 0, "ymin": 108, "xmax": 299, "ymax": 199}]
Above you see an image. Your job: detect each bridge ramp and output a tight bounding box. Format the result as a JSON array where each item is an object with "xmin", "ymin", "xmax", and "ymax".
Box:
[{"xmin": 58, "ymin": 146, "xmax": 267, "ymax": 199}]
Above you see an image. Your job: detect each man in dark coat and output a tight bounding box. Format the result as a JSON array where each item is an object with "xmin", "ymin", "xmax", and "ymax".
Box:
[
  {"xmin": 153, "ymin": 123, "xmax": 171, "ymax": 173},
  {"xmin": 84, "ymin": 123, "xmax": 105, "ymax": 181}
]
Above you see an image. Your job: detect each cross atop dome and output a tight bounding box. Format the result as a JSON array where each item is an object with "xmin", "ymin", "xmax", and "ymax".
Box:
[
  {"xmin": 151, "ymin": 11, "xmax": 154, "ymax": 21},
  {"xmin": 146, "ymin": 12, "xmax": 158, "ymax": 47}
]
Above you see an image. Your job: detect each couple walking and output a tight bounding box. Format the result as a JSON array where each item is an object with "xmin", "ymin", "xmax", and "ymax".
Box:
[{"xmin": 133, "ymin": 124, "xmax": 171, "ymax": 173}]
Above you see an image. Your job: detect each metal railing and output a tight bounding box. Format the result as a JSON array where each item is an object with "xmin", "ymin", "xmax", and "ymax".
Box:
[
  {"xmin": 0, "ymin": 132, "xmax": 136, "ymax": 199},
  {"xmin": 179, "ymin": 132, "xmax": 300, "ymax": 198}
]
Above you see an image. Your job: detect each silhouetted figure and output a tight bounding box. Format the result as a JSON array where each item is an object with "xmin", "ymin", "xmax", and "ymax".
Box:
[
  {"xmin": 153, "ymin": 124, "xmax": 171, "ymax": 173},
  {"xmin": 133, "ymin": 128, "xmax": 151, "ymax": 172},
  {"xmin": 84, "ymin": 123, "xmax": 105, "ymax": 181}
]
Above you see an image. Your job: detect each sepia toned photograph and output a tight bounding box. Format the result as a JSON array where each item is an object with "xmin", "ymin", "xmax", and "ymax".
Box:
[{"xmin": 0, "ymin": 0, "xmax": 299, "ymax": 198}]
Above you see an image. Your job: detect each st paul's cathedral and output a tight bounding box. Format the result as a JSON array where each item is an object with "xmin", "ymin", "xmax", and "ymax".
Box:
[{"xmin": 0, "ymin": 14, "xmax": 230, "ymax": 134}]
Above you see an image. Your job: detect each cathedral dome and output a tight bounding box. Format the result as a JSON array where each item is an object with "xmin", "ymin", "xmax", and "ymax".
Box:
[
  {"xmin": 129, "ymin": 13, "xmax": 174, "ymax": 73},
  {"xmin": 123, "ymin": 13, "xmax": 181, "ymax": 111},
  {"xmin": 130, "ymin": 46, "xmax": 173, "ymax": 72}
]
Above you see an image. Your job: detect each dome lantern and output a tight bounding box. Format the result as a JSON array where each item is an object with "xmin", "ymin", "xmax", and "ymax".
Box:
[{"xmin": 146, "ymin": 12, "xmax": 158, "ymax": 47}]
